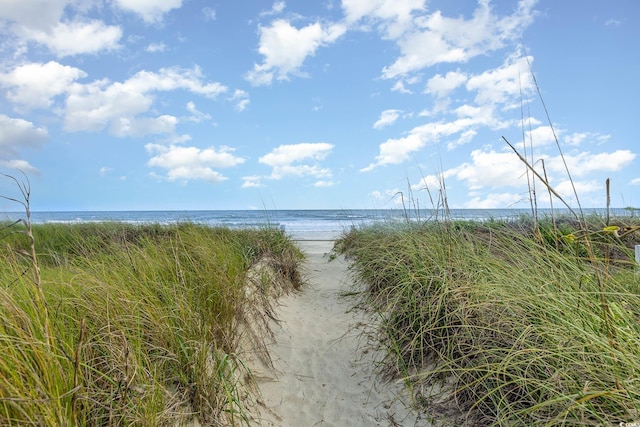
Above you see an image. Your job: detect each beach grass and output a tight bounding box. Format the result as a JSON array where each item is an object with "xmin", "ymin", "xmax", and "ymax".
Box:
[
  {"xmin": 335, "ymin": 215, "xmax": 640, "ymax": 425},
  {"xmin": 0, "ymin": 220, "xmax": 303, "ymax": 426}
]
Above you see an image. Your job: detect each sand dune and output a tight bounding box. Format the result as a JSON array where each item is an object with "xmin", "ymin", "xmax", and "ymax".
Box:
[{"xmin": 246, "ymin": 240, "xmax": 430, "ymax": 427}]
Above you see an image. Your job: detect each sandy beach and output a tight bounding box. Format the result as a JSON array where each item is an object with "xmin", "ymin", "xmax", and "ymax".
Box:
[{"xmin": 246, "ymin": 240, "xmax": 430, "ymax": 427}]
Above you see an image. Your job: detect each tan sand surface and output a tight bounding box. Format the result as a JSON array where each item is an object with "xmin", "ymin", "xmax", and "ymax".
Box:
[{"xmin": 247, "ymin": 240, "xmax": 431, "ymax": 427}]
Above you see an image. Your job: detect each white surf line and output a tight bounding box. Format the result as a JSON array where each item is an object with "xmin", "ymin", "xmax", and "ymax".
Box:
[{"xmin": 248, "ymin": 240, "xmax": 430, "ymax": 427}]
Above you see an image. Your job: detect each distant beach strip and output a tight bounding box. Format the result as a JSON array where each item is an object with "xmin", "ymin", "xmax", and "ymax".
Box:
[{"xmin": 1, "ymin": 208, "xmax": 634, "ymax": 241}]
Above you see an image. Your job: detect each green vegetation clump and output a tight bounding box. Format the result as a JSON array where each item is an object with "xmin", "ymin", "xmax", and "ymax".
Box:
[
  {"xmin": 0, "ymin": 221, "xmax": 303, "ymax": 426},
  {"xmin": 336, "ymin": 217, "xmax": 640, "ymax": 426}
]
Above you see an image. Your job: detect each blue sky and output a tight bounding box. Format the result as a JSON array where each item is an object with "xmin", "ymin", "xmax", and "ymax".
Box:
[{"xmin": 0, "ymin": 0, "xmax": 638, "ymax": 211}]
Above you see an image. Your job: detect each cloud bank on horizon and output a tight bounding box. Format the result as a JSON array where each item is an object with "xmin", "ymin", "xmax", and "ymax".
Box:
[{"xmin": 0, "ymin": 0, "xmax": 637, "ymax": 210}]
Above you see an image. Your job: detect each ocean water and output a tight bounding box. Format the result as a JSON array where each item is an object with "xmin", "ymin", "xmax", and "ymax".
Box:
[{"xmin": 1, "ymin": 208, "xmax": 633, "ymax": 241}]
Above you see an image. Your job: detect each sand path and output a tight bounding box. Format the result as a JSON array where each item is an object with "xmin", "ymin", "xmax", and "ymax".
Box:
[{"xmin": 248, "ymin": 240, "xmax": 429, "ymax": 427}]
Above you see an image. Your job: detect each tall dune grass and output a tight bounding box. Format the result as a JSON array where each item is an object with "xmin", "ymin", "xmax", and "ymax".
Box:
[
  {"xmin": 336, "ymin": 216, "xmax": 640, "ymax": 425},
  {"xmin": 0, "ymin": 217, "xmax": 302, "ymax": 426},
  {"xmin": 335, "ymin": 65, "xmax": 640, "ymax": 425}
]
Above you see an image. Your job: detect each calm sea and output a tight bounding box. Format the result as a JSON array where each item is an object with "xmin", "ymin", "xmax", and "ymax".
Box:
[{"xmin": 1, "ymin": 208, "xmax": 632, "ymax": 240}]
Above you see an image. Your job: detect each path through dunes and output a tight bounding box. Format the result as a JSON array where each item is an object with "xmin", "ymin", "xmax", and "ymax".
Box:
[{"xmin": 246, "ymin": 240, "xmax": 430, "ymax": 427}]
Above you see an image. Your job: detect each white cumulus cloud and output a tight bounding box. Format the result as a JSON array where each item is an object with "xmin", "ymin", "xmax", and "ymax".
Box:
[
  {"xmin": 64, "ymin": 67, "xmax": 227, "ymax": 135},
  {"xmin": 373, "ymin": 109, "xmax": 402, "ymax": 129},
  {"xmin": 524, "ymin": 125, "xmax": 559, "ymax": 147},
  {"xmin": 246, "ymin": 19, "xmax": 346, "ymax": 85},
  {"xmin": 0, "ymin": 0, "xmax": 122, "ymax": 56},
  {"xmin": 314, "ymin": 180, "xmax": 335, "ymax": 187},
  {"xmin": 146, "ymin": 143, "xmax": 245, "ymax": 183},
  {"xmin": 464, "ymin": 192, "xmax": 524, "ymax": 208},
  {"xmin": 466, "ymin": 54, "xmax": 534, "ymax": 105},
  {"xmin": 112, "ymin": 0, "xmax": 184, "ymax": 23},
  {"xmin": 0, "ymin": 0, "xmax": 71, "ymax": 30},
  {"xmin": 185, "ymin": 102, "xmax": 211, "ymax": 123},
  {"xmin": 381, "ymin": 0, "xmax": 537, "ymax": 78},
  {"xmin": 342, "ymin": 0, "xmax": 425, "ymax": 38},
  {"xmin": 425, "ymin": 70, "xmax": 467, "ymax": 98},
  {"xmin": 110, "ymin": 115, "xmax": 178, "ymax": 137},
  {"xmin": 229, "ymin": 89, "xmax": 250, "ymax": 112},
  {"xmin": 554, "ymin": 179, "xmax": 601, "ymax": 199},
  {"xmin": 259, "ymin": 142, "xmax": 334, "ymax": 180},
  {"xmin": 0, "ymin": 114, "xmax": 48, "ymax": 156},
  {"xmin": 0, "ymin": 159, "xmax": 39, "ymax": 174},
  {"xmin": 260, "ymin": 1, "xmax": 286, "ymax": 17},
  {"xmin": 241, "ymin": 175, "xmax": 264, "ymax": 188},
  {"xmin": 563, "ymin": 132, "xmax": 610, "ymax": 146},
  {"xmin": 364, "ymin": 53, "xmax": 538, "ymax": 171},
  {"xmin": 30, "ymin": 20, "xmax": 122, "ymax": 57},
  {"xmin": 362, "ymin": 111, "xmax": 508, "ymax": 171},
  {"xmin": 547, "ymin": 150, "xmax": 636, "ymax": 177},
  {"xmin": 146, "ymin": 42, "xmax": 167, "ymax": 53},
  {"xmin": 455, "ymin": 149, "xmax": 527, "ymax": 190},
  {"xmin": 0, "ymin": 61, "xmax": 87, "ymax": 109}
]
